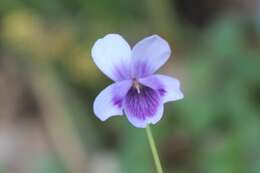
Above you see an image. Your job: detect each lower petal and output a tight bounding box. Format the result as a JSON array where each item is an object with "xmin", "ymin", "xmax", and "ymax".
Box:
[
  {"xmin": 93, "ymin": 80, "xmax": 132, "ymax": 121},
  {"xmin": 139, "ymin": 74, "xmax": 184, "ymax": 103},
  {"xmin": 123, "ymin": 85, "xmax": 164, "ymax": 128}
]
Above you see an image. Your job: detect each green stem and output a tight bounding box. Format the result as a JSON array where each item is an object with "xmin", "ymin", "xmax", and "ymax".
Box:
[{"xmin": 145, "ymin": 125, "xmax": 164, "ymax": 173}]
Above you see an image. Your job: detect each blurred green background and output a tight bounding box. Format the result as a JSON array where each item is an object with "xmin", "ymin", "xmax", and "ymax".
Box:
[{"xmin": 0, "ymin": 0, "xmax": 260, "ymax": 173}]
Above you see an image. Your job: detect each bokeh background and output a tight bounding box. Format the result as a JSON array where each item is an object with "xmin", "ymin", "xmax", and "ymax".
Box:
[{"xmin": 0, "ymin": 0, "xmax": 260, "ymax": 173}]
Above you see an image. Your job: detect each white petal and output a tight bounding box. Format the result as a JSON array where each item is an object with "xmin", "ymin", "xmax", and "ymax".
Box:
[
  {"xmin": 140, "ymin": 74, "xmax": 184, "ymax": 103},
  {"xmin": 131, "ymin": 35, "xmax": 171, "ymax": 77},
  {"xmin": 93, "ymin": 80, "xmax": 132, "ymax": 121},
  {"xmin": 91, "ymin": 34, "xmax": 132, "ymax": 81}
]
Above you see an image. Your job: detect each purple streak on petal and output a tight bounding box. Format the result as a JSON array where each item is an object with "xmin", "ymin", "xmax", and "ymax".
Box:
[
  {"xmin": 110, "ymin": 80, "xmax": 132, "ymax": 109},
  {"xmin": 132, "ymin": 61, "xmax": 152, "ymax": 78},
  {"xmin": 113, "ymin": 63, "xmax": 131, "ymax": 81},
  {"xmin": 140, "ymin": 75, "xmax": 166, "ymax": 95},
  {"xmin": 158, "ymin": 88, "xmax": 166, "ymax": 96},
  {"xmin": 140, "ymin": 75, "xmax": 183, "ymax": 103},
  {"xmin": 124, "ymin": 85, "xmax": 160, "ymax": 121},
  {"xmin": 112, "ymin": 96, "xmax": 123, "ymax": 108},
  {"xmin": 93, "ymin": 80, "xmax": 132, "ymax": 121}
]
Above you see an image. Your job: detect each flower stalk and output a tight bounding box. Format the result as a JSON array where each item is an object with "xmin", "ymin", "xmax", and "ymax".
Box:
[{"xmin": 145, "ymin": 125, "xmax": 164, "ymax": 173}]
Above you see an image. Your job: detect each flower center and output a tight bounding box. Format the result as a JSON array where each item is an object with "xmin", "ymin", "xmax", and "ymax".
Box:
[
  {"xmin": 132, "ymin": 79, "xmax": 142, "ymax": 94},
  {"xmin": 124, "ymin": 82, "xmax": 160, "ymax": 120}
]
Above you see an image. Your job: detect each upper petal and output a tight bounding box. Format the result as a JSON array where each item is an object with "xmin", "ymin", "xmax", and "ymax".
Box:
[
  {"xmin": 91, "ymin": 34, "xmax": 132, "ymax": 81},
  {"xmin": 139, "ymin": 74, "xmax": 184, "ymax": 103},
  {"xmin": 131, "ymin": 35, "xmax": 171, "ymax": 78},
  {"xmin": 93, "ymin": 80, "xmax": 132, "ymax": 121},
  {"xmin": 123, "ymin": 85, "xmax": 164, "ymax": 128}
]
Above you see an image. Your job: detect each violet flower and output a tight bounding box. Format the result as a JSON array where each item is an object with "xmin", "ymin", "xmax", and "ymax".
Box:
[{"xmin": 92, "ymin": 34, "xmax": 183, "ymax": 128}]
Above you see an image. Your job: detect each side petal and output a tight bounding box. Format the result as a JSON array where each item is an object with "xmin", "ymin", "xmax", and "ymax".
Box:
[
  {"xmin": 131, "ymin": 35, "xmax": 171, "ymax": 78},
  {"xmin": 123, "ymin": 85, "xmax": 164, "ymax": 128},
  {"xmin": 91, "ymin": 34, "xmax": 132, "ymax": 81},
  {"xmin": 93, "ymin": 80, "xmax": 132, "ymax": 121},
  {"xmin": 139, "ymin": 74, "xmax": 184, "ymax": 103}
]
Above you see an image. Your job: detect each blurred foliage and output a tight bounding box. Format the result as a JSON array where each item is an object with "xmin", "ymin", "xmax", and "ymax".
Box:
[{"xmin": 0, "ymin": 0, "xmax": 260, "ymax": 173}]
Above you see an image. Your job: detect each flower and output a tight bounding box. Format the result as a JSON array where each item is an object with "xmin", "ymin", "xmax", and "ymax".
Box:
[{"xmin": 91, "ymin": 34, "xmax": 184, "ymax": 128}]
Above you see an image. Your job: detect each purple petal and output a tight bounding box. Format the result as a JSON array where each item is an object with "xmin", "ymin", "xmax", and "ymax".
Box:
[
  {"xmin": 93, "ymin": 80, "xmax": 132, "ymax": 121},
  {"xmin": 139, "ymin": 74, "xmax": 184, "ymax": 103},
  {"xmin": 131, "ymin": 35, "xmax": 171, "ymax": 78},
  {"xmin": 91, "ymin": 34, "xmax": 132, "ymax": 81},
  {"xmin": 123, "ymin": 84, "xmax": 164, "ymax": 128}
]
